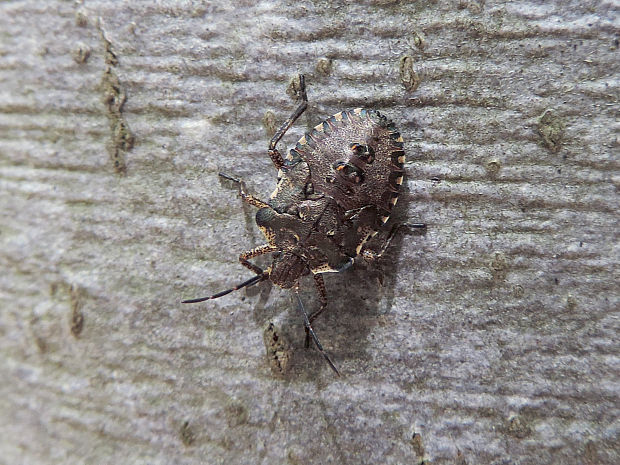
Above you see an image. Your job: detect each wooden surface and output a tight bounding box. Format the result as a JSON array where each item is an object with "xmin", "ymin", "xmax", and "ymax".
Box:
[{"xmin": 1, "ymin": 1, "xmax": 618, "ymax": 464}]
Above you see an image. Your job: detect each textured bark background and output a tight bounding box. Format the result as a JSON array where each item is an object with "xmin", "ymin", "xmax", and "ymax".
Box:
[{"xmin": 1, "ymin": 0, "xmax": 618, "ymax": 464}]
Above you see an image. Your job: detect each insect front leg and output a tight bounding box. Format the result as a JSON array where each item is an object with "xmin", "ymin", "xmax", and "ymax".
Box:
[
  {"xmin": 304, "ymin": 274, "xmax": 328, "ymax": 349},
  {"xmin": 239, "ymin": 244, "xmax": 277, "ymax": 276},
  {"xmin": 268, "ymin": 74, "xmax": 308, "ymax": 170},
  {"xmin": 219, "ymin": 173, "xmax": 270, "ymax": 209}
]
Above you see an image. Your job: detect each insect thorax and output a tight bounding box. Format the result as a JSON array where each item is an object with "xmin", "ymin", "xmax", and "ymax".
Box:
[{"xmin": 268, "ymin": 252, "xmax": 308, "ymax": 289}]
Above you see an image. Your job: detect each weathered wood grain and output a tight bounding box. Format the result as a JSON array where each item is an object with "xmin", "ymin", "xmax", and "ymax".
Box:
[{"xmin": 1, "ymin": 1, "xmax": 618, "ymax": 464}]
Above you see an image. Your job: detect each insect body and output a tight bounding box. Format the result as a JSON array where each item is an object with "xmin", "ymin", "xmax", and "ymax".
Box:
[{"xmin": 183, "ymin": 75, "xmax": 425, "ymax": 375}]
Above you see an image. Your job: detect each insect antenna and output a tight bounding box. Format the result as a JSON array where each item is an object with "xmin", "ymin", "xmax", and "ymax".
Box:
[
  {"xmin": 295, "ymin": 292, "xmax": 340, "ymax": 376},
  {"xmin": 182, "ymin": 273, "xmax": 266, "ymax": 304}
]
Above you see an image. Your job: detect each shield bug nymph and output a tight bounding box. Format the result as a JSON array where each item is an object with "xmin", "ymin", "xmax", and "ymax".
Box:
[{"xmin": 183, "ymin": 75, "xmax": 425, "ymax": 375}]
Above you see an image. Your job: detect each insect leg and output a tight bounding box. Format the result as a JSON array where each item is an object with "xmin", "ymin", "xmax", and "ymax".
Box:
[
  {"xmin": 268, "ymin": 74, "xmax": 308, "ymax": 170},
  {"xmin": 239, "ymin": 244, "xmax": 277, "ymax": 275},
  {"xmin": 304, "ymin": 274, "xmax": 328, "ymax": 348},
  {"xmin": 295, "ymin": 291, "xmax": 340, "ymax": 376},
  {"xmin": 362, "ymin": 222, "xmax": 427, "ymax": 261},
  {"xmin": 181, "ymin": 246, "xmax": 274, "ymax": 304},
  {"xmin": 219, "ymin": 173, "xmax": 270, "ymax": 209},
  {"xmin": 343, "ymin": 205, "xmax": 376, "ymax": 221}
]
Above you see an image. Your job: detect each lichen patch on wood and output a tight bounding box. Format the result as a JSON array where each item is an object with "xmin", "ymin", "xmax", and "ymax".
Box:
[
  {"xmin": 399, "ymin": 55, "xmax": 421, "ymax": 92},
  {"xmin": 99, "ymin": 25, "xmax": 134, "ymax": 174},
  {"xmin": 263, "ymin": 322, "xmax": 292, "ymax": 376},
  {"xmin": 537, "ymin": 109, "xmax": 565, "ymax": 153}
]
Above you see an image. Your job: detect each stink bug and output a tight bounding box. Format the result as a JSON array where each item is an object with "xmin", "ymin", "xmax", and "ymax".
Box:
[{"xmin": 183, "ymin": 75, "xmax": 425, "ymax": 375}]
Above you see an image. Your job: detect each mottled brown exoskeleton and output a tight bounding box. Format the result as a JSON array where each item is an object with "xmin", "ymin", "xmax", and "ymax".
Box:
[{"xmin": 183, "ymin": 75, "xmax": 425, "ymax": 375}]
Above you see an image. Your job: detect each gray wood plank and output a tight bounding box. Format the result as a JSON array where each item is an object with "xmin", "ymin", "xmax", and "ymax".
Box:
[{"xmin": 1, "ymin": 1, "xmax": 618, "ymax": 463}]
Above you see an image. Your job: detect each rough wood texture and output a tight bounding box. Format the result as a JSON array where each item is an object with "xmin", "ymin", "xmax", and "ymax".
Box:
[{"xmin": 1, "ymin": 1, "xmax": 618, "ymax": 464}]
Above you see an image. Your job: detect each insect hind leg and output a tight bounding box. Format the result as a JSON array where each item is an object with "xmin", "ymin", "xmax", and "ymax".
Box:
[
  {"xmin": 361, "ymin": 222, "xmax": 426, "ymax": 261},
  {"xmin": 304, "ymin": 274, "xmax": 328, "ymax": 348},
  {"xmin": 295, "ymin": 291, "xmax": 339, "ymax": 376}
]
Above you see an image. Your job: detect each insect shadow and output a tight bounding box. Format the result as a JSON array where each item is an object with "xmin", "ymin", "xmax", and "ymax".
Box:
[{"xmin": 292, "ymin": 189, "xmax": 423, "ymax": 377}]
